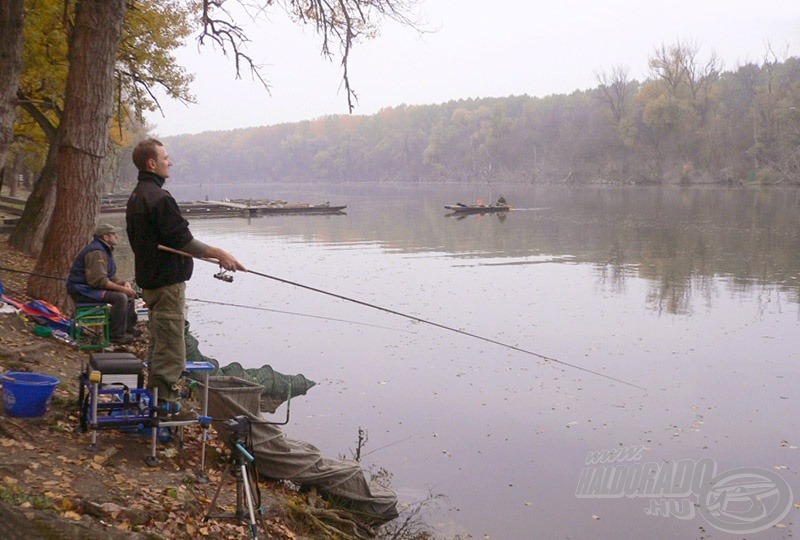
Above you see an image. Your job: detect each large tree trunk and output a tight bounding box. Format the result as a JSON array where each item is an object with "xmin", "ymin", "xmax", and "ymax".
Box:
[
  {"xmin": 0, "ymin": 0, "xmax": 25, "ymax": 173},
  {"xmin": 9, "ymin": 96, "xmax": 62, "ymax": 256},
  {"xmin": 7, "ymin": 130, "xmax": 62, "ymax": 257},
  {"xmin": 27, "ymin": 0, "xmax": 127, "ymax": 310}
]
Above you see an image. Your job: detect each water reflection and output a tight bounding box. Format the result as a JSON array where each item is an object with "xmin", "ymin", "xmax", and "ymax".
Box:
[{"xmin": 101, "ymin": 184, "xmax": 800, "ymax": 539}]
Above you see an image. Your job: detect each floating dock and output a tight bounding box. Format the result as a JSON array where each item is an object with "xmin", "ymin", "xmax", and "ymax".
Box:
[{"xmin": 100, "ymin": 197, "xmax": 346, "ymax": 217}]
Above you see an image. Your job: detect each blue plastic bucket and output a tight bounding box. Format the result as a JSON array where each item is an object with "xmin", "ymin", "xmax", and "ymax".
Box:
[{"xmin": 2, "ymin": 372, "xmax": 60, "ymax": 418}]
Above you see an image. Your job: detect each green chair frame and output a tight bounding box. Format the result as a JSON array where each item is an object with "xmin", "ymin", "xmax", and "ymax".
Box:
[{"xmin": 71, "ymin": 303, "xmax": 111, "ymax": 351}]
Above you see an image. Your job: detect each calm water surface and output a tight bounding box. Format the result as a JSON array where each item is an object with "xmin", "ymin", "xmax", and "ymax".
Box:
[{"xmin": 111, "ymin": 184, "xmax": 800, "ymax": 539}]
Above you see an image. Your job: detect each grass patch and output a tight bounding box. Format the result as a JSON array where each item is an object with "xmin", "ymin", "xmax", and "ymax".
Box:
[{"xmin": 0, "ymin": 484, "xmax": 55, "ymax": 510}]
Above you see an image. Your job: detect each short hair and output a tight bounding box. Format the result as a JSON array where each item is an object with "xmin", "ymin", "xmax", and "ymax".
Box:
[{"xmin": 132, "ymin": 138, "xmax": 164, "ymax": 171}]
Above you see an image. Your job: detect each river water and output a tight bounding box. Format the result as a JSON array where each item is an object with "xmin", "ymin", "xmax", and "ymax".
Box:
[{"xmin": 108, "ymin": 184, "xmax": 800, "ymax": 539}]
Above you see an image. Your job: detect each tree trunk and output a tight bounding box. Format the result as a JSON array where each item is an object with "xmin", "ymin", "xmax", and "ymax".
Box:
[
  {"xmin": 0, "ymin": 0, "xmax": 25, "ymax": 173},
  {"xmin": 7, "ymin": 130, "xmax": 62, "ymax": 257},
  {"xmin": 27, "ymin": 0, "xmax": 127, "ymax": 310}
]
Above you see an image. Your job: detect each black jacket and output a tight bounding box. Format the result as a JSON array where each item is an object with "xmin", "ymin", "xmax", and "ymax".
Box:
[{"xmin": 126, "ymin": 171, "xmax": 194, "ymax": 289}]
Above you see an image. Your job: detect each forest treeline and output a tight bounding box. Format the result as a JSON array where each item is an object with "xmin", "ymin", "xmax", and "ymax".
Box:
[{"xmin": 164, "ymin": 45, "xmax": 800, "ymax": 187}]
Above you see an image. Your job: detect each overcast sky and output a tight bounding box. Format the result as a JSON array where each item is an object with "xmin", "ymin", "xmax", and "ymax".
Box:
[{"xmin": 145, "ymin": 0, "xmax": 800, "ymax": 137}]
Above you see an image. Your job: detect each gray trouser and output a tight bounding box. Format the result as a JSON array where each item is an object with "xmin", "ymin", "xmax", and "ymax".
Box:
[{"xmin": 141, "ymin": 282, "xmax": 186, "ymax": 404}]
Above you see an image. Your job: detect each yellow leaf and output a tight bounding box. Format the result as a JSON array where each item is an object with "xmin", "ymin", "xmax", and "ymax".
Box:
[{"xmin": 63, "ymin": 510, "xmax": 82, "ymax": 521}]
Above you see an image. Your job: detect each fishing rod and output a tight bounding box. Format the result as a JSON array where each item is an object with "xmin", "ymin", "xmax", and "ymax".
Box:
[
  {"xmin": 0, "ymin": 266, "xmax": 65, "ymax": 282},
  {"xmin": 159, "ymin": 244, "xmax": 646, "ymax": 391}
]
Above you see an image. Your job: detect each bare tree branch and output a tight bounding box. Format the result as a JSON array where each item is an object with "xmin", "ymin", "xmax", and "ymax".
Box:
[{"xmin": 198, "ymin": 0, "xmax": 422, "ymax": 113}]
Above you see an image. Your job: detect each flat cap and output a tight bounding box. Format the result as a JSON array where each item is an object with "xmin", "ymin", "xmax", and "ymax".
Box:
[{"xmin": 94, "ymin": 223, "xmax": 117, "ymax": 237}]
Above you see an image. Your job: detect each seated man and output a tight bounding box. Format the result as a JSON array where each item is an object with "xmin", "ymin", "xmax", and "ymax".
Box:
[{"xmin": 66, "ymin": 223, "xmax": 139, "ymax": 344}]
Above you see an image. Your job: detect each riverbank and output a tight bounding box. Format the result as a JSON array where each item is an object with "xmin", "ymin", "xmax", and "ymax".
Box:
[{"xmin": 0, "ymin": 239, "xmax": 385, "ymax": 540}]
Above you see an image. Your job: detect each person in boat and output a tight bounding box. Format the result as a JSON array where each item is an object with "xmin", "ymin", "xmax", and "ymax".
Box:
[
  {"xmin": 496, "ymin": 195, "xmax": 507, "ymax": 206},
  {"xmin": 66, "ymin": 223, "xmax": 139, "ymax": 345},
  {"xmin": 126, "ymin": 138, "xmax": 246, "ymax": 421}
]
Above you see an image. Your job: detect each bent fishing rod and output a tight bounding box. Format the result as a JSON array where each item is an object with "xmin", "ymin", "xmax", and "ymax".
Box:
[
  {"xmin": 0, "ymin": 264, "xmax": 404, "ymax": 332},
  {"xmin": 159, "ymin": 244, "xmax": 646, "ymax": 391}
]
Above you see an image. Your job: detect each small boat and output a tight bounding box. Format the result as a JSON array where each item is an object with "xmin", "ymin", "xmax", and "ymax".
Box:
[{"xmin": 444, "ymin": 203, "xmax": 511, "ymax": 214}]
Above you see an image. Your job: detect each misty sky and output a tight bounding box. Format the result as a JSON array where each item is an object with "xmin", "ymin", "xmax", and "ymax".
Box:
[{"xmin": 145, "ymin": 0, "xmax": 800, "ymax": 137}]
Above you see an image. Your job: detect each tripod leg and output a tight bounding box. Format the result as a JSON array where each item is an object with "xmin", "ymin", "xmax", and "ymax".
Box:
[
  {"xmin": 204, "ymin": 462, "xmax": 232, "ymax": 521},
  {"xmin": 245, "ymin": 464, "xmax": 271, "ymax": 539},
  {"xmin": 235, "ymin": 463, "xmax": 244, "ymax": 521},
  {"xmin": 241, "ymin": 463, "xmax": 258, "ymax": 538}
]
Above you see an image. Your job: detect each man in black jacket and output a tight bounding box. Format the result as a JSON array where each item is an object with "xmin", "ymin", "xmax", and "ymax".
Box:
[{"xmin": 126, "ymin": 138, "xmax": 245, "ymax": 421}]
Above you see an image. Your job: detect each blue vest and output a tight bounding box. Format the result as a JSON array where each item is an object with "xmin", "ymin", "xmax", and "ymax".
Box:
[{"xmin": 66, "ymin": 238, "xmax": 116, "ymax": 296}]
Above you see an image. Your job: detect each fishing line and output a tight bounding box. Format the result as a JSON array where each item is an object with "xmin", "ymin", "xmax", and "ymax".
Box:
[
  {"xmin": 361, "ymin": 434, "xmax": 415, "ymax": 458},
  {"xmin": 185, "ymin": 297, "xmax": 412, "ymax": 333},
  {"xmin": 160, "ymin": 245, "xmax": 646, "ymax": 391}
]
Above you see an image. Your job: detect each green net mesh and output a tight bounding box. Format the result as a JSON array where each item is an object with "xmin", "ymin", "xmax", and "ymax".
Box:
[{"xmin": 184, "ymin": 321, "xmax": 315, "ymax": 410}]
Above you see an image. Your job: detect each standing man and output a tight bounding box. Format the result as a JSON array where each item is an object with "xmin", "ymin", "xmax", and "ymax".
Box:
[
  {"xmin": 126, "ymin": 138, "xmax": 245, "ymax": 420},
  {"xmin": 66, "ymin": 223, "xmax": 139, "ymax": 344}
]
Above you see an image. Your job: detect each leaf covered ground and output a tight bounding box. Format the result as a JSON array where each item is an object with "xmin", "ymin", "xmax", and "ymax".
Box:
[{"xmin": 0, "ymin": 238, "xmax": 358, "ymax": 540}]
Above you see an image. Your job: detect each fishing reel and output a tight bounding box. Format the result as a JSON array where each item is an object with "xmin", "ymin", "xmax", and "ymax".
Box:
[{"xmin": 214, "ymin": 269, "xmax": 234, "ymax": 283}]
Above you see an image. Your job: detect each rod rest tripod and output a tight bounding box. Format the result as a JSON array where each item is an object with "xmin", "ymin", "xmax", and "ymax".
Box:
[{"xmin": 204, "ymin": 416, "xmax": 269, "ymax": 538}]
